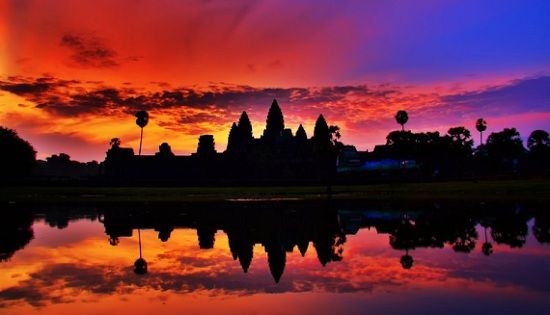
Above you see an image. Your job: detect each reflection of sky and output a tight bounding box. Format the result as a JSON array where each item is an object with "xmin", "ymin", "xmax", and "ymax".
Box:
[
  {"xmin": 1, "ymin": 0, "xmax": 550, "ymax": 160},
  {"xmin": 1, "ymin": 219, "xmax": 550, "ymax": 315}
]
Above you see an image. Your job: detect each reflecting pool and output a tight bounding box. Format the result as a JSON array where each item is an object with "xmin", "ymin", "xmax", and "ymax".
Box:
[{"xmin": 1, "ymin": 201, "xmax": 550, "ymax": 314}]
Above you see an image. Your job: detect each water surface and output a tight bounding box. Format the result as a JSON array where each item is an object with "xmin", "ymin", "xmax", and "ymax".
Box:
[{"xmin": 1, "ymin": 202, "xmax": 549, "ymax": 314}]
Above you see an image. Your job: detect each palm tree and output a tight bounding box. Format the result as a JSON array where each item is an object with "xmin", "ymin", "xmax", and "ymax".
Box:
[
  {"xmin": 475, "ymin": 118, "xmax": 487, "ymax": 145},
  {"xmin": 395, "ymin": 110, "xmax": 408, "ymax": 131},
  {"xmin": 135, "ymin": 110, "xmax": 149, "ymax": 155}
]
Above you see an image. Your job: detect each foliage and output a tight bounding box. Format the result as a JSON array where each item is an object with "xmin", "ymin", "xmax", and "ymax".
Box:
[
  {"xmin": 135, "ymin": 111, "xmax": 149, "ymax": 128},
  {"xmin": 475, "ymin": 118, "xmax": 487, "ymax": 133},
  {"xmin": 486, "ymin": 128, "xmax": 524, "ymax": 160},
  {"xmin": 110, "ymin": 138, "xmax": 121, "ymax": 148},
  {"xmin": 395, "ymin": 110, "xmax": 409, "ymax": 130},
  {"xmin": 527, "ymin": 130, "xmax": 550, "ymax": 152},
  {"xmin": 0, "ymin": 126, "xmax": 37, "ymax": 178}
]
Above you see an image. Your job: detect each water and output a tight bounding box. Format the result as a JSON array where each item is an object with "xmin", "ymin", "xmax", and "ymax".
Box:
[{"xmin": 1, "ymin": 201, "xmax": 549, "ymax": 315}]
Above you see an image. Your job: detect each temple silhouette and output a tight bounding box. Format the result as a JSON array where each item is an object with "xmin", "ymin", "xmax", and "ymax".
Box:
[{"xmin": 103, "ymin": 99, "xmax": 340, "ymax": 185}]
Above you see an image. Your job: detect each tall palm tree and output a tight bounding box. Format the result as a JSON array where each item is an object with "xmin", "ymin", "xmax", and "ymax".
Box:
[
  {"xmin": 395, "ymin": 110, "xmax": 408, "ymax": 131},
  {"xmin": 475, "ymin": 118, "xmax": 487, "ymax": 145},
  {"xmin": 135, "ymin": 111, "xmax": 149, "ymax": 155}
]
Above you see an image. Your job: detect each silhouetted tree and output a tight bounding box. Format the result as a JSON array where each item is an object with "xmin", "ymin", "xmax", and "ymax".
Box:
[
  {"xmin": 476, "ymin": 118, "xmax": 487, "ymax": 145},
  {"xmin": 263, "ymin": 99, "xmax": 284, "ymax": 141},
  {"xmin": 527, "ymin": 130, "xmax": 550, "ymax": 174},
  {"xmin": 395, "ymin": 110, "xmax": 409, "ymax": 131},
  {"xmin": 313, "ymin": 233, "xmax": 345, "ymax": 267},
  {"xmin": 0, "ymin": 126, "xmax": 36, "ymax": 179},
  {"xmin": 400, "ymin": 252, "xmax": 414, "ymax": 269},
  {"xmin": 0, "ymin": 211, "xmax": 34, "ymax": 262},
  {"xmin": 135, "ymin": 111, "xmax": 149, "ymax": 156},
  {"xmin": 447, "ymin": 127, "xmax": 473, "ymax": 152},
  {"xmin": 46, "ymin": 153, "xmax": 72, "ymax": 164},
  {"xmin": 528, "ymin": 130, "xmax": 550, "ymax": 151},
  {"xmin": 329, "ymin": 125, "xmax": 342, "ymax": 146},
  {"xmin": 413, "ymin": 131, "xmax": 446, "ymax": 177},
  {"xmin": 486, "ymin": 128, "xmax": 525, "ymax": 172},
  {"xmin": 386, "ymin": 130, "xmax": 416, "ymax": 159},
  {"xmin": 445, "ymin": 127, "xmax": 474, "ymax": 176},
  {"xmin": 110, "ymin": 137, "xmax": 121, "ymax": 148},
  {"xmin": 490, "ymin": 208, "xmax": 528, "ymax": 248},
  {"xmin": 156, "ymin": 226, "xmax": 173, "ymax": 242}
]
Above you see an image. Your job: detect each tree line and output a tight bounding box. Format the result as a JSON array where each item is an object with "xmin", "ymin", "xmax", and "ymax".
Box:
[{"xmin": 1, "ymin": 99, "xmax": 549, "ymax": 183}]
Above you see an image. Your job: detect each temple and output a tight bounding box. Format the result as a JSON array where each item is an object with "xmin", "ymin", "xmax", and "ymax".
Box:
[{"xmin": 104, "ymin": 99, "xmax": 340, "ymax": 184}]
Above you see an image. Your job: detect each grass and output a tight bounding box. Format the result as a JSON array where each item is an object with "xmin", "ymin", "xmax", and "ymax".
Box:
[{"xmin": 2, "ymin": 179, "xmax": 550, "ymax": 205}]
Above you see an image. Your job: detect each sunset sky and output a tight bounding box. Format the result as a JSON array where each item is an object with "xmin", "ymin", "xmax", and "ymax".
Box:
[{"xmin": 1, "ymin": 0, "xmax": 550, "ymax": 161}]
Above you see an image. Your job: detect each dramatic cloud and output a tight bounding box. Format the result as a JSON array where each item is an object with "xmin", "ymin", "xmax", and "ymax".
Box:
[
  {"xmin": 1, "ymin": 75, "xmax": 550, "ymax": 161},
  {"xmin": 442, "ymin": 76, "xmax": 550, "ymax": 115},
  {"xmin": 60, "ymin": 33, "xmax": 118, "ymax": 68}
]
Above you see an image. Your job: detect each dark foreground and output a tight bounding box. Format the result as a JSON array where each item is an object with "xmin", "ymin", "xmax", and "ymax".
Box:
[
  {"xmin": 2, "ymin": 179, "xmax": 550, "ymax": 205},
  {"xmin": 1, "ymin": 200, "xmax": 550, "ymax": 315}
]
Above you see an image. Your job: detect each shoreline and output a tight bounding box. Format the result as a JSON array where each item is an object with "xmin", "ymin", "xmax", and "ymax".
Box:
[{"xmin": 2, "ymin": 179, "xmax": 550, "ymax": 205}]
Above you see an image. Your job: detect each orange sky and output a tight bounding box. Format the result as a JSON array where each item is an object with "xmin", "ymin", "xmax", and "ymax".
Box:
[{"xmin": 1, "ymin": 0, "xmax": 550, "ymax": 161}]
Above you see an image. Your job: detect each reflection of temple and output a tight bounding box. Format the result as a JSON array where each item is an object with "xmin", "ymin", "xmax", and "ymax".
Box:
[
  {"xmin": 101, "ymin": 205, "xmax": 344, "ymax": 283},
  {"xmin": 3, "ymin": 202, "xmax": 550, "ymax": 283}
]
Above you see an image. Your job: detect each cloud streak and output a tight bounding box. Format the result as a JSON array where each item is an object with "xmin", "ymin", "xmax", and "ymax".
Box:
[
  {"xmin": 60, "ymin": 33, "xmax": 119, "ymax": 68},
  {"xmin": 1, "ymin": 75, "xmax": 550, "ymax": 161}
]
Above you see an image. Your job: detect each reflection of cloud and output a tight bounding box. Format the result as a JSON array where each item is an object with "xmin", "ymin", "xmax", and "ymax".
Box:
[
  {"xmin": 6, "ymin": 243, "xmax": 547, "ymax": 309},
  {"xmin": 446, "ymin": 252, "xmax": 550, "ymax": 292},
  {"xmin": 0, "ymin": 253, "xmax": 412, "ymax": 307}
]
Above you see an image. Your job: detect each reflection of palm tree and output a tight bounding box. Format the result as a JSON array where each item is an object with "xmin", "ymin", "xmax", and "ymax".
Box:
[
  {"xmin": 476, "ymin": 118, "xmax": 487, "ymax": 145},
  {"xmin": 400, "ymin": 249, "xmax": 414, "ymax": 269},
  {"xmin": 481, "ymin": 226, "xmax": 493, "ymax": 256},
  {"xmin": 134, "ymin": 228, "xmax": 147, "ymax": 275},
  {"xmin": 395, "ymin": 110, "xmax": 409, "ymax": 131},
  {"xmin": 135, "ymin": 111, "xmax": 149, "ymax": 156}
]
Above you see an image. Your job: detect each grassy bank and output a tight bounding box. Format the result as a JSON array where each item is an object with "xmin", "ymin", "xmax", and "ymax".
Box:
[{"xmin": 2, "ymin": 179, "xmax": 550, "ymax": 205}]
